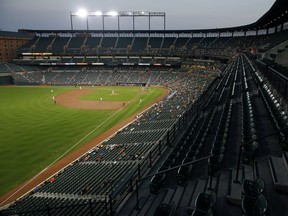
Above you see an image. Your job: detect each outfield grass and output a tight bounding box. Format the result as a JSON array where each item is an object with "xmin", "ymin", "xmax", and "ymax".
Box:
[{"xmin": 0, "ymin": 86, "xmax": 166, "ymax": 197}]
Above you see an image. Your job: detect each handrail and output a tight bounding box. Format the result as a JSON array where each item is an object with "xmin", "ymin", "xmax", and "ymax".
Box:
[
  {"xmin": 135, "ymin": 154, "xmax": 214, "ymax": 209},
  {"xmin": 256, "ymin": 59, "xmax": 288, "ymax": 82}
]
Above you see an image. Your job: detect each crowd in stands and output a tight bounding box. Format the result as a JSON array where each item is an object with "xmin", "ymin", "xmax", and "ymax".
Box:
[{"xmin": 14, "ymin": 30, "xmax": 288, "ymax": 60}]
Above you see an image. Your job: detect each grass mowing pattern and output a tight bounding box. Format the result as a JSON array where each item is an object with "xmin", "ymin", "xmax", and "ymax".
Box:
[{"xmin": 0, "ymin": 86, "xmax": 165, "ymax": 197}]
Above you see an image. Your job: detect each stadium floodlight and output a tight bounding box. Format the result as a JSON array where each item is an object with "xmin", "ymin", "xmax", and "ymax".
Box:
[
  {"xmin": 76, "ymin": 9, "xmax": 88, "ymax": 17},
  {"xmin": 70, "ymin": 9, "xmax": 89, "ymax": 30},
  {"xmin": 107, "ymin": 11, "xmax": 118, "ymax": 17},
  {"xmin": 70, "ymin": 10, "xmax": 166, "ymax": 31},
  {"xmin": 95, "ymin": 11, "xmax": 103, "ymax": 16}
]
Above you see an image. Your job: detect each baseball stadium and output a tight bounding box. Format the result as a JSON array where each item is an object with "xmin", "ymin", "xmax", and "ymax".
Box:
[{"xmin": 0, "ymin": 0, "xmax": 288, "ymax": 215}]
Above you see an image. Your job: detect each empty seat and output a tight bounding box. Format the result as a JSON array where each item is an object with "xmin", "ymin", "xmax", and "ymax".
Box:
[
  {"xmin": 242, "ymin": 194, "xmax": 267, "ymax": 216},
  {"xmin": 153, "ymin": 202, "xmax": 176, "ymax": 216},
  {"xmin": 242, "ymin": 178, "xmax": 264, "ymax": 197},
  {"xmin": 195, "ymin": 191, "xmax": 216, "ymax": 211}
]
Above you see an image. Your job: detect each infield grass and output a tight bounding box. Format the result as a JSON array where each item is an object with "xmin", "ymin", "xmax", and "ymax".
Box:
[{"xmin": 0, "ymin": 86, "xmax": 166, "ymax": 197}]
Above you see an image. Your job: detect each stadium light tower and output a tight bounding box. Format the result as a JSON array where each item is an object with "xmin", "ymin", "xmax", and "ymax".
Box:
[
  {"xmin": 70, "ymin": 9, "xmax": 89, "ymax": 30},
  {"xmin": 70, "ymin": 10, "xmax": 166, "ymax": 31}
]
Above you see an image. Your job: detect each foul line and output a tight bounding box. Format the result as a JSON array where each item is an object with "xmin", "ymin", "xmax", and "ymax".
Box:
[{"xmin": 0, "ymin": 89, "xmax": 146, "ymax": 206}]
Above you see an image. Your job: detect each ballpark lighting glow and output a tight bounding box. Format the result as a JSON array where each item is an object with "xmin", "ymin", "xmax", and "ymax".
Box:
[
  {"xmin": 76, "ymin": 9, "xmax": 88, "ymax": 17},
  {"xmin": 70, "ymin": 9, "xmax": 89, "ymax": 30},
  {"xmin": 107, "ymin": 11, "xmax": 118, "ymax": 17},
  {"xmin": 95, "ymin": 11, "xmax": 102, "ymax": 16},
  {"xmin": 70, "ymin": 10, "xmax": 166, "ymax": 31}
]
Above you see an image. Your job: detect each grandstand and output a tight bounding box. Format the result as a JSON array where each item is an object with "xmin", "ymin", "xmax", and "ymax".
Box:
[{"xmin": 1, "ymin": 0, "xmax": 288, "ymax": 215}]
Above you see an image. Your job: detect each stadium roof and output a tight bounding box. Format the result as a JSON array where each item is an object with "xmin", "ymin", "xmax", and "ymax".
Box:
[
  {"xmin": 247, "ymin": 0, "xmax": 288, "ymax": 29},
  {"xmin": 19, "ymin": 0, "xmax": 288, "ymax": 34}
]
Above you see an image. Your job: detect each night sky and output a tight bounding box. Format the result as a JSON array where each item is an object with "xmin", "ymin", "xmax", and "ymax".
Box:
[{"xmin": 0, "ymin": 0, "xmax": 275, "ymax": 32}]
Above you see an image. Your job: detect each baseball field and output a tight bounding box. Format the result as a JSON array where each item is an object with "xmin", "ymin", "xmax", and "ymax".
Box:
[{"xmin": 0, "ymin": 85, "xmax": 167, "ymax": 198}]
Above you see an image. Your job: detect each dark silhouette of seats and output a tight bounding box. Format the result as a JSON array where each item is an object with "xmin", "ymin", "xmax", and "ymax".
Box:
[
  {"xmin": 242, "ymin": 178, "xmax": 264, "ymax": 198},
  {"xmin": 241, "ymin": 194, "xmax": 267, "ymax": 216}
]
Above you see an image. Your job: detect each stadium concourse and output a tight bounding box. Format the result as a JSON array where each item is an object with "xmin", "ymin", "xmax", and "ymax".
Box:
[{"xmin": 1, "ymin": 0, "xmax": 288, "ymax": 215}]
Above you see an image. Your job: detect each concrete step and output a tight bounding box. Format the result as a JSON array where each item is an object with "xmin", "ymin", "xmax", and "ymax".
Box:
[
  {"xmin": 269, "ymin": 156, "xmax": 288, "ymax": 193},
  {"xmin": 176, "ymin": 181, "xmax": 198, "ymax": 215},
  {"xmin": 145, "ymin": 190, "xmax": 168, "ymax": 216},
  {"xmin": 227, "ymin": 169, "xmax": 242, "ymax": 206},
  {"xmin": 162, "ymin": 187, "xmax": 176, "ymax": 204},
  {"xmin": 243, "ymin": 164, "xmax": 254, "ymax": 181}
]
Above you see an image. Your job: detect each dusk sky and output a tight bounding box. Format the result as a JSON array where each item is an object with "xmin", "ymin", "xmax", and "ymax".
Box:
[{"xmin": 0, "ymin": 0, "xmax": 276, "ymax": 32}]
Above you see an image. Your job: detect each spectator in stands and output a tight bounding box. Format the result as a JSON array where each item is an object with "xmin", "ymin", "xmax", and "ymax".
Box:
[
  {"xmin": 13, "ymin": 197, "xmax": 23, "ymax": 206},
  {"xmin": 97, "ymin": 155, "xmax": 102, "ymax": 162},
  {"xmin": 83, "ymin": 154, "xmax": 90, "ymax": 161},
  {"xmin": 33, "ymin": 186, "xmax": 40, "ymax": 193},
  {"xmin": 50, "ymin": 177, "xmax": 55, "ymax": 183}
]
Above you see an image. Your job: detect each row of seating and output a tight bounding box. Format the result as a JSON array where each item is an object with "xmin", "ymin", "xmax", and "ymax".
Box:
[
  {"xmin": 241, "ymin": 92, "xmax": 258, "ymax": 164},
  {"xmin": 259, "ymin": 83, "xmax": 288, "ymax": 150},
  {"xmin": 177, "ymin": 108, "xmax": 217, "ymax": 185},
  {"xmin": 203, "ymin": 61, "xmax": 233, "ymax": 109},
  {"xmin": 0, "ymin": 63, "xmax": 39, "ymax": 73},
  {"xmin": 7, "ymin": 196, "xmax": 107, "ymax": 216},
  {"xmin": 16, "ymin": 31, "xmax": 288, "ymax": 57},
  {"xmin": 125, "ymin": 119, "xmax": 175, "ymax": 132},
  {"xmin": 38, "ymin": 162, "xmax": 137, "ymax": 195},
  {"xmin": 207, "ymin": 57, "xmax": 241, "ymax": 175},
  {"xmin": 105, "ymin": 130, "xmax": 168, "ymax": 145},
  {"xmin": 208, "ymin": 100, "xmax": 233, "ymax": 176},
  {"xmin": 150, "ymin": 111, "xmax": 207, "ymax": 193},
  {"xmin": 89, "ymin": 142, "xmax": 155, "ymax": 162}
]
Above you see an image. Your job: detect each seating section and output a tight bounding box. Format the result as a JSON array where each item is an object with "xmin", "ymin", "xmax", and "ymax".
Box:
[
  {"xmin": 258, "ymin": 81, "xmax": 288, "ymax": 150},
  {"xmin": 0, "ymin": 64, "xmax": 9, "ymax": 73},
  {"xmin": 38, "ymin": 162, "xmax": 137, "ymax": 195},
  {"xmin": 12, "ymin": 30, "xmax": 287, "ymax": 63},
  {"xmin": 2, "ymin": 67, "xmax": 216, "ymax": 215},
  {"xmin": 116, "ymin": 37, "xmax": 133, "ymax": 48},
  {"xmin": 2, "ymin": 29, "xmax": 288, "ymax": 216},
  {"xmin": 33, "ymin": 37, "xmax": 54, "ymax": 52},
  {"xmin": 130, "ymin": 37, "xmax": 148, "ymax": 54},
  {"xmin": 16, "ymin": 37, "xmax": 38, "ymax": 53},
  {"xmin": 8, "ymin": 196, "xmax": 107, "ymax": 216},
  {"xmin": 116, "ymin": 53, "xmax": 288, "ymax": 216},
  {"xmin": 51, "ymin": 37, "xmax": 70, "ymax": 54}
]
